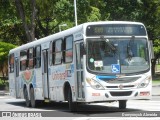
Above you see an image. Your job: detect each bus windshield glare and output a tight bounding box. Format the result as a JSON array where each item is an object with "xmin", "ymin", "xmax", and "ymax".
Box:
[{"xmin": 87, "ymin": 38, "xmax": 150, "ymax": 74}]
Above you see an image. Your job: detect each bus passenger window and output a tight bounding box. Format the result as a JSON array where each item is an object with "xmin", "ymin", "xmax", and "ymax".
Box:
[
  {"xmin": 49, "ymin": 42, "xmax": 52, "ymax": 66},
  {"xmin": 20, "ymin": 50, "xmax": 27, "ymax": 71},
  {"xmin": 52, "ymin": 39, "xmax": 62, "ymax": 65},
  {"xmin": 28, "ymin": 48, "xmax": 34, "ymax": 69},
  {"xmin": 35, "ymin": 46, "xmax": 41, "ymax": 68},
  {"xmin": 9, "ymin": 54, "xmax": 14, "ymax": 73},
  {"xmin": 64, "ymin": 36, "xmax": 73, "ymax": 63}
]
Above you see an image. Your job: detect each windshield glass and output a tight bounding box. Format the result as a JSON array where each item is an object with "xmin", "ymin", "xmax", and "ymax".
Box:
[{"xmin": 87, "ymin": 38, "xmax": 150, "ymax": 74}]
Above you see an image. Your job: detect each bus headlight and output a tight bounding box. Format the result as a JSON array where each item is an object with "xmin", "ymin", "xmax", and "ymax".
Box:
[
  {"xmin": 138, "ymin": 76, "xmax": 151, "ymax": 88},
  {"xmin": 86, "ymin": 78, "xmax": 105, "ymax": 90}
]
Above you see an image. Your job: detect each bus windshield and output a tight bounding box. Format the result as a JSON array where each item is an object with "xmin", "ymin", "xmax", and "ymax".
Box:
[{"xmin": 87, "ymin": 38, "xmax": 150, "ymax": 74}]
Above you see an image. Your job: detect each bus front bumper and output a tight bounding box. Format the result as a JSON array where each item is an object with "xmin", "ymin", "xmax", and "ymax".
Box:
[{"xmin": 84, "ymin": 87, "xmax": 152, "ymax": 103}]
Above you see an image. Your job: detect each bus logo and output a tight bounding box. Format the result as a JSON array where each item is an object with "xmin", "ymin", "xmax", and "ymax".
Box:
[{"xmin": 119, "ymin": 84, "xmax": 123, "ymax": 89}]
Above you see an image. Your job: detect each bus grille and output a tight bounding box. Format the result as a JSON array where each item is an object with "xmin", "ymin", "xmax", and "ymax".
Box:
[
  {"xmin": 99, "ymin": 77, "xmax": 140, "ymax": 83},
  {"xmin": 110, "ymin": 91, "xmax": 132, "ymax": 96},
  {"xmin": 106, "ymin": 85, "xmax": 135, "ymax": 89}
]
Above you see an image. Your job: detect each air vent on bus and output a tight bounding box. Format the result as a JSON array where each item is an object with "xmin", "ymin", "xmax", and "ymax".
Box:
[
  {"xmin": 106, "ymin": 85, "xmax": 135, "ymax": 89},
  {"xmin": 99, "ymin": 77, "xmax": 141, "ymax": 84},
  {"xmin": 110, "ymin": 91, "xmax": 132, "ymax": 96}
]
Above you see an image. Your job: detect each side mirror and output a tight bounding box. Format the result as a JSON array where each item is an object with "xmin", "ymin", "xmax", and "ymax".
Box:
[
  {"xmin": 149, "ymin": 40, "xmax": 154, "ymax": 59},
  {"xmin": 80, "ymin": 43, "xmax": 86, "ymax": 55}
]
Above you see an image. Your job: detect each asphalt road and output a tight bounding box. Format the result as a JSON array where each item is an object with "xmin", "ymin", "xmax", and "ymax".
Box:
[
  {"xmin": 0, "ymin": 85, "xmax": 159, "ymax": 120},
  {"xmin": 0, "ymin": 95, "xmax": 159, "ymax": 116}
]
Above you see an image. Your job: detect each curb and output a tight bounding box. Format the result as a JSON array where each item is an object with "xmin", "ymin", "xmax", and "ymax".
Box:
[
  {"xmin": 0, "ymin": 91, "xmax": 9, "ymax": 96},
  {"xmin": 152, "ymin": 85, "xmax": 160, "ymax": 87},
  {"xmin": 152, "ymin": 85, "xmax": 160, "ymax": 96}
]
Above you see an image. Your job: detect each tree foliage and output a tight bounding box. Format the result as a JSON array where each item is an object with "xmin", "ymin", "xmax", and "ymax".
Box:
[
  {"xmin": 15, "ymin": 0, "xmax": 36, "ymax": 43},
  {"xmin": 0, "ymin": 42, "xmax": 16, "ymax": 76},
  {"xmin": 35, "ymin": 0, "xmax": 74, "ymax": 37},
  {"xmin": 0, "ymin": 0, "xmax": 160, "ymax": 75},
  {"xmin": 0, "ymin": 0, "xmax": 25, "ymax": 45}
]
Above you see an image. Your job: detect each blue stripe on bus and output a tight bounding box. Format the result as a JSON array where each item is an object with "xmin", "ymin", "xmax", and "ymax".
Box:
[{"xmin": 96, "ymin": 75, "xmax": 116, "ymax": 81}]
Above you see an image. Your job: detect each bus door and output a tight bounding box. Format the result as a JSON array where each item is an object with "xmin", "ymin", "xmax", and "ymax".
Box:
[
  {"xmin": 42, "ymin": 50, "xmax": 49, "ymax": 99},
  {"xmin": 75, "ymin": 42, "xmax": 84, "ymax": 99},
  {"xmin": 15, "ymin": 57, "xmax": 20, "ymax": 98}
]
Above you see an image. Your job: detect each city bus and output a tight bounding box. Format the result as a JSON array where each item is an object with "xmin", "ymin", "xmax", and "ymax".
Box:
[{"xmin": 8, "ymin": 21, "xmax": 154, "ymax": 111}]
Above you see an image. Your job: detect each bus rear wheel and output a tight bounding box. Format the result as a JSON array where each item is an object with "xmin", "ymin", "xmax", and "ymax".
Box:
[
  {"xmin": 30, "ymin": 87, "xmax": 38, "ymax": 108},
  {"xmin": 119, "ymin": 100, "xmax": 127, "ymax": 109},
  {"xmin": 68, "ymin": 88, "xmax": 77, "ymax": 112},
  {"xmin": 24, "ymin": 88, "xmax": 30, "ymax": 107}
]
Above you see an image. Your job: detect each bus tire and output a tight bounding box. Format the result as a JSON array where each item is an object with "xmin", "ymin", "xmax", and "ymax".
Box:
[
  {"xmin": 119, "ymin": 100, "xmax": 127, "ymax": 109},
  {"xmin": 24, "ymin": 88, "xmax": 30, "ymax": 107},
  {"xmin": 68, "ymin": 88, "xmax": 77, "ymax": 112},
  {"xmin": 30, "ymin": 87, "xmax": 37, "ymax": 108}
]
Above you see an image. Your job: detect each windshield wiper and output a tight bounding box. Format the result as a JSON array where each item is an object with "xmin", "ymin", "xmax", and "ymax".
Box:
[
  {"xmin": 127, "ymin": 45, "xmax": 133, "ymax": 61},
  {"xmin": 105, "ymin": 39, "xmax": 117, "ymax": 52},
  {"xmin": 127, "ymin": 36, "xmax": 135, "ymax": 61},
  {"xmin": 100, "ymin": 36, "xmax": 116, "ymax": 52}
]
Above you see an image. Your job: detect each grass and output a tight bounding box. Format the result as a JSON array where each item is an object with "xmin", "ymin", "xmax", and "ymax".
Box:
[
  {"xmin": 152, "ymin": 63, "xmax": 160, "ymax": 85},
  {"xmin": 0, "ymin": 79, "xmax": 5, "ymax": 85},
  {"xmin": 155, "ymin": 64, "xmax": 160, "ymax": 72},
  {"xmin": 0, "ymin": 79, "xmax": 9, "ymax": 90}
]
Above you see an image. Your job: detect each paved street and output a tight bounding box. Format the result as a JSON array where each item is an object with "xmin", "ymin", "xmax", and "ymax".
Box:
[
  {"xmin": 0, "ymin": 85, "xmax": 159, "ymax": 120},
  {"xmin": 0, "ymin": 94, "xmax": 159, "ymax": 114},
  {"xmin": 152, "ymin": 85, "xmax": 160, "ymax": 96},
  {"xmin": 0, "ymin": 95, "xmax": 159, "ymax": 120},
  {"xmin": 0, "ymin": 95, "xmax": 159, "ymax": 111}
]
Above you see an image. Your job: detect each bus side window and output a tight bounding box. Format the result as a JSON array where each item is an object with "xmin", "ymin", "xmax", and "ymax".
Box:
[
  {"xmin": 20, "ymin": 50, "xmax": 27, "ymax": 71},
  {"xmin": 76, "ymin": 43, "xmax": 84, "ymax": 69},
  {"xmin": 49, "ymin": 41, "xmax": 52, "ymax": 66},
  {"xmin": 9, "ymin": 53, "xmax": 14, "ymax": 73},
  {"xmin": 63, "ymin": 36, "xmax": 73, "ymax": 63},
  {"xmin": 52, "ymin": 39, "xmax": 63, "ymax": 65},
  {"xmin": 80, "ymin": 43, "xmax": 84, "ymax": 68},
  {"xmin": 35, "ymin": 46, "xmax": 41, "ymax": 68},
  {"xmin": 28, "ymin": 48, "xmax": 34, "ymax": 69}
]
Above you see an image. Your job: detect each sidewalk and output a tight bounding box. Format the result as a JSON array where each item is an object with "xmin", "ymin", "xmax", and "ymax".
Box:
[
  {"xmin": 0, "ymin": 90, "xmax": 9, "ymax": 96},
  {"xmin": 152, "ymin": 83, "xmax": 160, "ymax": 96}
]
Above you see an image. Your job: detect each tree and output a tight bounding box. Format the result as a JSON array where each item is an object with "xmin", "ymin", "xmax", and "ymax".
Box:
[
  {"xmin": 1, "ymin": 0, "xmax": 160, "ymax": 76},
  {"xmin": 140, "ymin": 0, "xmax": 160, "ymax": 75},
  {"xmin": 15, "ymin": 0, "xmax": 36, "ymax": 42},
  {"xmin": 0, "ymin": 42, "xmax": 16, "ymax": 77},
  {"xmin": 102, "ymin": 0, "xmax": 160, "ymax": 75},
  {"xmin": 0, "ymin": 0, "xmax": 25, "ymax": 45},
  {"xmin": 35, "ymin": 0, "xmax": 74, "ymax": 37},
  {"xmin": 152, "ymin": 39, "xmax": 160, "ymax": 75}
]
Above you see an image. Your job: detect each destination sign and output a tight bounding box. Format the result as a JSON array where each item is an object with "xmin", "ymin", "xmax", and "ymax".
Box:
[{"xmin": 86, "ymin": 24, "xmax": 146, "ymax": 36}]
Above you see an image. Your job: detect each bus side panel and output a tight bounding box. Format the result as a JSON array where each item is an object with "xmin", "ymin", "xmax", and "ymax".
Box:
[
  {"xmin": 49, "ymin": 67, "xmax": 66, "ymax": 102},
  {"xmin": 49, "ymin": 64, "xmax": 75, "ymax": 102},
  {"xmin": 50, "ymin": 65, "xmax": 64, "ymax": 101},
  {"xmin": 19, "ymin": 68, "xmax": 44, "ymax": 100},
  {"xmin": 9, "ymin": 73, "xmax": 16, "ymax": 97},
  {"xmin": 34, "ymin": 68, "xmax": 44, "ymax": 100},
  {"xmin": 49, "ymin": 71, "xmax": 58, "ymax": 101}
]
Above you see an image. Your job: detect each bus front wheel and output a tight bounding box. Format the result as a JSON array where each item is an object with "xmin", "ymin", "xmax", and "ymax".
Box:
[
  {"xmin": 68, "ymin": 88, "xmax": 77, "ymax": 112},
  {"xmin": 119, "ymin": 100, "xmax": 127, "ymax": 109}
]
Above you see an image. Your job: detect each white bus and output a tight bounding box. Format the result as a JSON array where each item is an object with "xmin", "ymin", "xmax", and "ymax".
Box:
[{"xmin": 9, "ymin": 21, "xmax": 154, "ymax": 111}]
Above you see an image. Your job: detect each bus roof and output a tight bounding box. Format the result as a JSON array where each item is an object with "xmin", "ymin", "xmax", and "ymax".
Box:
[{"xmin": 9, "ymin": 21, "xmax": 145, "ymax": 54}]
